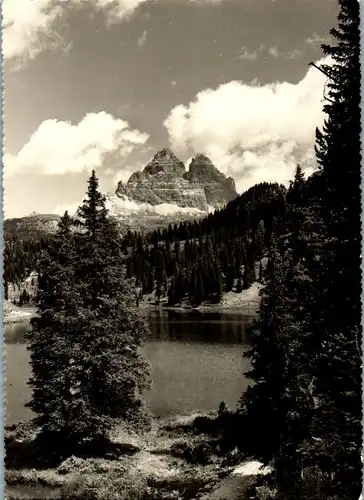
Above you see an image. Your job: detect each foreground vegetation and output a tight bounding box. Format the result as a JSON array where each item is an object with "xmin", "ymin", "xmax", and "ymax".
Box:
[
  {"xmin": 237, "ymin": 2, "xmax": 362, "ymax": 499},
  {"xmin": 5, "ymin": 410, "xmax": 263, "ymax": 500}
]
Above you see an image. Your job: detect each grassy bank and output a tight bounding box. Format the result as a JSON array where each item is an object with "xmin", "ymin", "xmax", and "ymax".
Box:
[
  {"xmin": 3, "ymin": 283, "xmax": 261, "ymax": 325},
  {"xmin": 5, "ymin": 412, "xmax": 270, "ymax": 500},
  {"xmin": 140, "ymin": 282, "xmax": 262, "ymax": 315},
  {"xmin": 3, "ymin": 301, "xmax": 37, "ymax": 325}
]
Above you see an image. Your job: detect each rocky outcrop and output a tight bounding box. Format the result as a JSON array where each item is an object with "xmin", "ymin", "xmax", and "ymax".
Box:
[
  {"xmin": 116, "ymin": 148, "xmax": 209, "ymax": 210},
  {"xmin": 184, "ymin": 154, "xmax": 237, "ymax": 208},
  {"xmin": 115, "ymin": 149, "xmax": 237, "ymax": 211}
]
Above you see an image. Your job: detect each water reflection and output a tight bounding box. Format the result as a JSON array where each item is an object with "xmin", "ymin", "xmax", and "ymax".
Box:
[
  {"xmin": 148, "ymin": 310, "xmax": 252, "ymax": 344},
  {"xmin": 4, "ymin": 322, "xmax": 31, "ymax": 345},
  {"xmin": 4, "ymin": 310, "xmax": 255, "ymax": 424}
]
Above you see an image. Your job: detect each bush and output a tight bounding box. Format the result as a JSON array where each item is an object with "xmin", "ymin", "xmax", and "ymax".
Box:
[
  {"xmin": 170, "ymin": 439, "xmax": 214, "ymax": 465},
  {"xmin": 59, "ymin": 474, "xmax": 149, "ymax": 500},
  {"xmin": 170, "ymin": 440, "xmax": 190, "ymax": 459},
  {"xmin": 190, "ymin": 443, "xmax": 213, "ymax": 465},
  {"xmin": 255, "ymin": 485, "xmax": 277, "ymax": 500},
  {"xmin": 192, "ymin": 416, "xmax": 216, "ymax": 435}
]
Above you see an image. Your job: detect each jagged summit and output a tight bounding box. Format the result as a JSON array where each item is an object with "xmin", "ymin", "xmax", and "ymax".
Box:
[
  {"xmin": 190, "ymin": 153, "xmax": 213, "ymax": 165},
  {"xmin": 143, "ymin": 148, "xmax": 186, "ymax": 177},
  {"xmin": 186, "ymin": 153, "xmax": 231, "ymax": 182},
  {"xmin": 115, "ymin": 148, "xmax": 238, "ymax": 212},
  {"xmin": 184, "ymin": 154, "xmax": 237, "ymax": 206}
]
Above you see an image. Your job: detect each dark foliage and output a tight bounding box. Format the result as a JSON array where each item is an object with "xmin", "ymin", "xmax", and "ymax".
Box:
[
  {"xmin": 26, "ymin": 173, "xmax": 151, "ymax": 447},
  {"xmin": 122, "ymin": 182, "xmax": 287, "ymax": 305},
  {"xmin": 238, "ymin": 2, "xmax": 362, "ymax": 498}
]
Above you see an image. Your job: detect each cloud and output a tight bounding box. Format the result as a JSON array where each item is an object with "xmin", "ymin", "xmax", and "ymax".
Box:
[
  {"xmin": 5, "ymin": 0, "xmax": 243, "ymax": 65},
  {"xmin": 238, "ymin": 46, "xmax": 261, "ymax": 61},
  {"xmin": 3, "ymin": 0, "xmax": 152, "ymax": 64},
  {"xmin": 268, "ymin": 46, "xmax": 279, "ymax": 58},
  {"xmin": 4, "ymin": 0, "xmax": 237, "ymax": 66},
  {"xmin": 137, "ymin": 29, "xmax": 149, "ymax": 47},
  {"xmin": 239, "ymin": 45, "xmax": 300, "ymax": 61},
  {"xmin": 52, "ymin": 194, "xmax": 207, "ymax": 218},
  {"xmin": 106, "ymin": 195, "xmax": 207, "ymax": 218},
  {"xmin": 305, "ymin": 33, "xmax": 331, "ymax": 47},
  {"xmin": 94, "ymin": 0, "xmax": 151, "ymax": 23},
  {"xmin": 164, "ymin": 57, "xmax": 332, "ymax": 193},
  {"xmin": 287, "ymin": 48, "xmax": 303, "ymax": 60},
  {"xmin": 4, "ymin": 112, "xmax": 149, "ymax": 178},
  {"xmin": 3, "ymin": 0, "xmax": 62, "ymax": 62}
]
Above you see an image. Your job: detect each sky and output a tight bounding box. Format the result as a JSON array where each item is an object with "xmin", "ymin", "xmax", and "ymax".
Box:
[{"xmin": 3, "ymin": 0, "xmax": 338, "ymax": 218}]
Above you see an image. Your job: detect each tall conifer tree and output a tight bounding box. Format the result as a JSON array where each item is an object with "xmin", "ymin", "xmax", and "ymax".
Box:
[
  {"xmin": 307, "ymin": 1, "xmax": 362, "ymax": 498},
  {"xmin": 27, "ymin": 174, "xmax": 151, "ymax": 446}
]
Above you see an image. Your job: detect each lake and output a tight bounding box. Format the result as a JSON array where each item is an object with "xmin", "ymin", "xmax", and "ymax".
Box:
[{"xmin": 4, "ymin": 310, "xmax": 254, "ymax": 425}]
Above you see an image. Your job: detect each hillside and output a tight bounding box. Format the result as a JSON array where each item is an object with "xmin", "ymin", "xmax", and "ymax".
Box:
[
  {"xmin": 121, "ymin": 182, "xmax": 286, "ymax": 308},
  {"xmin": 4, "ymin": 181, "xmax": 286, "ymax": 311},
  {"xmin": 4, "ymin": 214, "xmax": 60, "ymax": 238}
]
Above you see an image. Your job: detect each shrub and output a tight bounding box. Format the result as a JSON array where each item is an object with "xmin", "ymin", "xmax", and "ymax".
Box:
[{"xmin": 190, "ymin": 443, "xmax": 213, "ymax": 465}]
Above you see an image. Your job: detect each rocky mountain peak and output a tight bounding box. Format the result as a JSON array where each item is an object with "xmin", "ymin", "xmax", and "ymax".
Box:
[
  {"xmin": 186, "ymin": 154, "xmax": 226, "ymax": 182},
  {"xmin": 115, "ymin": 149, "xmax": 238, "ymax": 212},
  {"xmin": 190, "ymin": 153, "xmax": 214, "ymax": 166},
  {"xmin": 184, "ymin": 153, "xmax": 237, "ymax": 207},
  {"xmin": 143, "ymin": 148, "xmax": 185, "ymax": 177}
]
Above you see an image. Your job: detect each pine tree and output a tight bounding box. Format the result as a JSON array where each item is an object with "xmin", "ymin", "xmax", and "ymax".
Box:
[
  {"xmin": 168, "ymin": 276, "xmax": 176, "ymax": 306},
  {"xmin": 22, "ymin": 289, "xmax": 29, "ymax": 303},
  {"xmin": 258, "ymin": 261, "xmax": 263, "ymax": 283},
  {"xmin": 155, "ymin": 280, "xmax": 162, "ymax": 305},
  {"xmin": 27, "ymin": 175, "xmax": 151, "ymax": 447},
  {"xmin": 4, "ymin": 279, "xmax": 8, "ymax": 301},
  {"xmin": 147, "ymin": 269, "xmax": 154, "ymax": 294},
  {"xmin": 239, "ymin": 217, "xmax": 319, "ymax": 498},
  {"xmin": 243, "ymin": 257, "xmax": 255, "ymax": 290},
  {"xmin": 26, "ymin": 211, "xmax": 81, "ymax": 442},
  {"xmin": 192, "ymin": 270, "xmax": 204, "ymax": 305},
  {"xmin": 236, "ymin": 275, "xmax": 243, "ymax": 294},
  {"xmin": 305, "ymin": 2, "xmax": 362, "ymax": 498},
  {"xmin": 175, "ymin": 271, "xmax": 186, "ymax": 303},
  {"xmin": 225, "ymin": 267, "xmax": 234, "ymax": 292},
  {"xmin": 253, "ymin": 220, "xmax": 265, "ymax": 259},
  {"xmin": 238, "ymin": 239, "xmax": 290, "ymax": 464},
  {"xmin": 286, "ymin": 165, "xmax": 305, "ymax": 207}
]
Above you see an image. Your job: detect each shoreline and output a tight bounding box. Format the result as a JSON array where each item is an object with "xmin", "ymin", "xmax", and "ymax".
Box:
[
  {"xmin": 4, "ymin": 302, "xmax": 259, "ymax": 325},
  {"xmin": 4, "ymin": 312, "xmax": 35, "ymax": 325},
  {"xmin": 4, "ymin": 283, "xmax": 262, "ymax": 325},
  {"xmin": 140, "ymin": 302, "xmax": 259, "ymax": 315},
  {"xmin": 3, "ymin": 302, "xmax": 37, "ymax": 325}
]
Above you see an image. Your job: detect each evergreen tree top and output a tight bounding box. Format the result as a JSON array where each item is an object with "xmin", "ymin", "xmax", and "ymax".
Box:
[{"xmin": 76, "ymin": 170, "xmax": 110, "ymax": 237}]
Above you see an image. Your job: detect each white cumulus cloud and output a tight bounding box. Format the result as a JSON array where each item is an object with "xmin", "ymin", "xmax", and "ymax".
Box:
[
  {"xmin": 3, "ymin": 0, "xmax": 152, "ymax": 64},
  {"xmin": 3, "ymin": 0, "xmax": 235, "ymax": 65},
  {"xmin": 4, "ymin": 112, "xmax": 149, "ymax": 178},
  {"xmin": 3, "ymin": 0, "xmax": 62, "ymax": 61},
  {"xmin": 164, "ymin": 57, "xmax": 331, "ymax": 193},
  {"xmin": 105, "ymin": 195, "xmax": 207, "ymax": 217}
]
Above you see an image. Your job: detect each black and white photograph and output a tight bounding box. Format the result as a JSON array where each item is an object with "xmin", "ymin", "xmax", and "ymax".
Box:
[{"xmin": 2, "ymin": 0, "xmax": 362, "ymax": 499}]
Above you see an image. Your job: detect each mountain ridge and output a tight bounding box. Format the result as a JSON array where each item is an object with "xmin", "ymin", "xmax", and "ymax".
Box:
[
  {"xmin": 5, "ymin": 149, "xmax": 238, "ymax": 234},
  {"xmin": 115, "ymin": 148, "xmax": 237, "ymax": 211}
]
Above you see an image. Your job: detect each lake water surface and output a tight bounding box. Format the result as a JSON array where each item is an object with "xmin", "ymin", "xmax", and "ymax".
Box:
[{"xmin": 5, "ymin": 310, "xmax": 254, "ymax": 425}]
